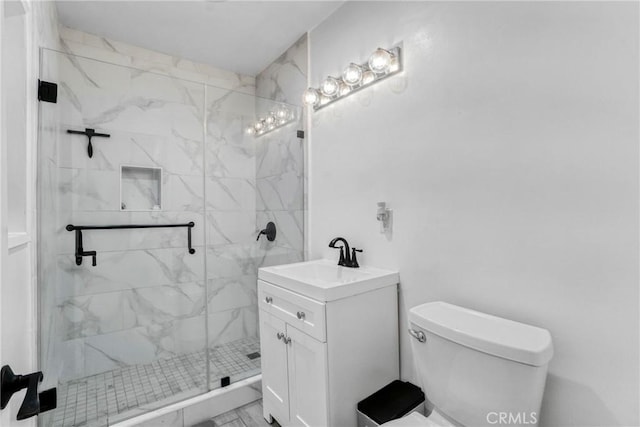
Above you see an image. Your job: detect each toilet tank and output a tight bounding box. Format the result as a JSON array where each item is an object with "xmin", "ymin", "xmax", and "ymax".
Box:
[{"xmin": 408, "ymin": 302, "xmax": 553, "ymax": 427}]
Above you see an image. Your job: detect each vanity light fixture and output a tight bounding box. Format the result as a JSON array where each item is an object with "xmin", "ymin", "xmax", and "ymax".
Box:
[
  {"xmin": 246, "ymin": 106, "xmax": 295, "ymax": 138},
  {"xmin": 303, "ymin": 45, "xmax": 402, "ymax": 111}
]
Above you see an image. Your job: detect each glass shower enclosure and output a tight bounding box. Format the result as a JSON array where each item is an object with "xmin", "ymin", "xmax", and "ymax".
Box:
[{"xmin": 37, "ymin": 49, "xmax": 304, "ymax": 427}]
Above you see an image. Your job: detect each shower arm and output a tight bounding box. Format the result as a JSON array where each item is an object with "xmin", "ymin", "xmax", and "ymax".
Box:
[{"xmin": 65, "ymin": 222, "xmax": 196, "ymax": 266}]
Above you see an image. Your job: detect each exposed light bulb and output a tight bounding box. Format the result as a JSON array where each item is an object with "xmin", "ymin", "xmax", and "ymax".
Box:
[
  {"xmin": 368, "ymin": 48, "xmax": 393, "ymax": 73},
  {"xmin": 339, "ymin": 83, "xmax": 351, "ymax": 97},
  {"xmin": 246, "ymin": 126, "xmax": 256, "ymax": 135},
  {"xmin": 320, "ymin": 77, "xmax": 340, "ymax": 97},
  {"xmin": 265, "ymin": 114, "xmax": 276, "ymax": 125},
  {"xmin": 303, "ymin": 88, "xmax": 320, "ymax": 106},
  {"xmin": 254, "ymin": 120, "xmax": 264, "ymax": 131},
  {"xmin": 389, "ymin": 56, "xmax": 400, "ymax": 72},
  {"xmin": 342, "ymin": 63, "xmax": 363, "ymax": 86},
  {"xmin": 362, "ymin": 71, "xmax": 376, "ymax": 85},
  {"xmin": 276, "ymin": 107, "xmax": 289, "ymax": 119}
]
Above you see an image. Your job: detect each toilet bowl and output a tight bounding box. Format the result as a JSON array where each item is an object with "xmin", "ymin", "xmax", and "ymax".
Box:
[{"xmin": 381, "ymin": 302, "xmax": 553, "ymax": 427}]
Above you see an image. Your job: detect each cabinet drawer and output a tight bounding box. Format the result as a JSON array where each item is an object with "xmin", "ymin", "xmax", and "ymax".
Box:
[{"xmin": 258, "ymin": 280, "xmax": 326, "ymax": 342}]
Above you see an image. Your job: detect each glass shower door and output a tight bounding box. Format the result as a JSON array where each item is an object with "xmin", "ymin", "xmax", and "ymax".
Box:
[
  {"xmin": 37, "ymin": 48, "xmax": 305, "ymax": 427},
  {"xmin": 204, "ymin": 88, "xmax": 304, "ymax": 390},
  {"xmin": 38, "ymin": 49, "xmax": 208, "ymax": 427}
]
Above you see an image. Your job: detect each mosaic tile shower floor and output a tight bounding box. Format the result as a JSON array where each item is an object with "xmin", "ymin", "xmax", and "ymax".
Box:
[{"xmin": 51, "ymin": 337, "xmax": 261, "ymax": 427}]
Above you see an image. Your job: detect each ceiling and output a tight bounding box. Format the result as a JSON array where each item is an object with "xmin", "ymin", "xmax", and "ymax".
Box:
[{"xmin": 56, "ymin": 1, "xmax": 343, "ymax": 76}]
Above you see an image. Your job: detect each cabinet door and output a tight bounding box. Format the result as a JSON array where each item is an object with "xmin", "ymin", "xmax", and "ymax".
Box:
[
  {"xmin": 286, "ymin": 325, "xmax": 329, "ymax": 427},
  {"xmin": 260, "ymin": 310, "xmax": 290, "ymax": 424}
]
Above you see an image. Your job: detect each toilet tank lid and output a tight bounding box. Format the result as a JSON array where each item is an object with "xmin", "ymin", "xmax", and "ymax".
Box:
[{"xmin": 409, "ymin": 302, "xmax": 553, "ymax": 366}]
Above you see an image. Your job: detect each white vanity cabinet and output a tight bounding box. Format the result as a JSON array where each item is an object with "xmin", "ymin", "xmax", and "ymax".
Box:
[{"xmin": 257, "ymin": 260, "xmax": 400, "ymax": 427}]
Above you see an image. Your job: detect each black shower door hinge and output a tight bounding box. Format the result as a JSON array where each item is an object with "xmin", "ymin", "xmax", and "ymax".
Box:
[
  {"xmin": 297, "ymin": 130, "xmax": 305, "ymax": 139},
  {"xmin": 38, "ymin": 80, "xmax": 57, "ymax": 103}
]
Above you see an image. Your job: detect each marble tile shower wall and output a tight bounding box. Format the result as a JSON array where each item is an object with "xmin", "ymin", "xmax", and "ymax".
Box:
[
  {"xmin": 49, "ymin": 50, "xmax": 210, "ymax": 382},
  {"xmin": 204, "ymin": 87, "xmax": 262, "ymax": 357},
  {"xmin": 59, "ymin": 26, "xmax": 255, "ymax": 93},
  {"xmin": 254, "ymin": 34, "xmax": 308, "ymax": 267},
  {"xmin": 42, "ymin": 28, "xmax": 266, "ymax": 383}
]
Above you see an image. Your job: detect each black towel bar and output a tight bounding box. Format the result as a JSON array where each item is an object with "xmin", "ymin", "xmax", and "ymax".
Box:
[{"xmin": 65, "ymin": 222, "xmax": 196, "ymax": 266}]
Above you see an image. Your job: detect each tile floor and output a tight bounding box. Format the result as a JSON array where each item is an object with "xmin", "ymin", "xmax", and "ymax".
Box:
[
  {"xmin": 195, "ymin": 400, "xmax": 280, "ymax": 427},
  {"xmin": 51, "ymin": 337, "xmax": 261, "ymax": 427}
]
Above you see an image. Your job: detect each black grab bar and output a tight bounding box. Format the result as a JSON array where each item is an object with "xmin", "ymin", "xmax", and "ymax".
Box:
[{"xmin": 65, "ymin": 222, "xmax": 196, "ymax": 266}]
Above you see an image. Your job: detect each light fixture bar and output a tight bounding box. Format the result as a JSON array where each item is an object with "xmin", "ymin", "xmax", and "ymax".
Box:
[
  {"xmin": 246, "ymin": 106, "xmax": 295, "ymax": 138},
  {"xmin": 303, "ymin": 45, "xmax": 403, "ymax": 112}
]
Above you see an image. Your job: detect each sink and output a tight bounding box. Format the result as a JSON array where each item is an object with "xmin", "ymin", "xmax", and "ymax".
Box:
[{"xmin": 258, "ymin": 259, "xmax": 399, "ymax": 302}]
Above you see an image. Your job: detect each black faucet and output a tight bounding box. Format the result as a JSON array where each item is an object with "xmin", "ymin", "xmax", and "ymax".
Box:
[
  {"xmin": 328, "ymin": 237, "xmax": 363, "ymax": 268},
  {"xmin": 0, "ymin": 365, "xmax": 57, "ymax": 420}
]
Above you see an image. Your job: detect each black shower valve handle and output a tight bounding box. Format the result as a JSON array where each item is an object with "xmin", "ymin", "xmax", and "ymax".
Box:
[{"xmin": 257, "ymin": 222, "xmax": 276, "ymax": 242}]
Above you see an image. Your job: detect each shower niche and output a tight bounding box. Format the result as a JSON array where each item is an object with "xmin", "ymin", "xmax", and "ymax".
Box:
[{"xmin": 120, "ymin": 165, "xmax": 162, "ymax": 211}]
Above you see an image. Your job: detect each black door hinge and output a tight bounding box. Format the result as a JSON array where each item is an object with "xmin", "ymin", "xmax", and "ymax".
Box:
[{"xmin": 38, "ymin": 80, "xmax": 57, "ymax": 103}]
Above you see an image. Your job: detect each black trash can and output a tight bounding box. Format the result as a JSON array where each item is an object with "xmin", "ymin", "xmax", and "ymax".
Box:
[{"xmin": 357, "ymin": 380, "xmax": 425, "ymax": 427}]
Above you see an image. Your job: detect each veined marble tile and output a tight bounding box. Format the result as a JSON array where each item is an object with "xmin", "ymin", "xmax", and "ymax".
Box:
[
  {"xmin": 207, "ymin": 86, "xmax": 256, "ymax": 118},
  {"xmin": 60, "ymin": 26, "xmax": 256, "ymax": 93},
  {"xmin": 84, "ymin": 327, "xmax": 162, "ymax": 374},
  {"xmin": 208, "ymin": 307, "xmax": 258, "ymax": 349},
  {"xmin": 57, "ymin": 128, "xmax": 205, "ymax": 177},
  {"xmin": 84, "ymin": 315, "xmax": 206, "ymax": 376},
  {"xmin": 163, "ymin": 132, "xmax": 205, "ymax": 176},
  {"xmin": 256, "ymin": 34, "xmax": 308, "ymax": 105},
  {"xmin": 60, "ymin": 38, "xmax": 133, "ymax": 70},
  {"xmin": 57, "ymin": 247, "xmax": 205, "ymax": 300},
  {"xmin": 164, "ymin": 174, "xmax": 205, "ymax": 212},
  {"xmin": 206, "ymin": 244, "xmax": 257, "ymax": 279},
  {"xmin": 82, "ymin": 97, "xmax": 204, "ymax": 142},
  {"xmin": 205, "ymin": 141, "xmax": 255, "ymax": 179},
  {"xmin": 205, "ymin": 211, "xmax": 256, "ymax": 245},
  {"xmin": 58, "ymin": 168, "xmax": 120, "ymax": 212},
  {"xmin": 129, "ymin": 68, "xmax": 205, "ymax": 110},
  {"xmin": 206, "ymin": 113, "xmax": 251, "ymax": 148},
  {"xmin": 256, "ymin": 171, "xmax": 303, "ymax": 212},
  {"xmin": 57, "ymin": 338, "xmax": 86, "ymax": 382},
  {"xmin": 255, "ymin": 129, "xmax": 304, "ymax": 179},
  {"xmin": 57, "ymin": 45, "xmax": 131, "ymax": 106},
  {"xmin": 56, "ymin": 52, "xmax": 205, "ymax": 140},
  {"xmin": 206, "ymin": 177, "xmax": 256, "ymax": 211},
  {"xmin": 122, "ymin": 282, "xmax": 206, "ymax": 329},
  {"xmin": 60, "ymin": 291, "xmax": 126, "ymax": 339},
  {"xmin": 207, "ymin": 275, "xmax": 257, "ymax": 314}
]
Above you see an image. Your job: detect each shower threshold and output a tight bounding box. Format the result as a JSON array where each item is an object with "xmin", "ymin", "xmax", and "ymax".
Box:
[{"xmin": 50, "ymin": 337, "xmax": 261, "ymax": 427}]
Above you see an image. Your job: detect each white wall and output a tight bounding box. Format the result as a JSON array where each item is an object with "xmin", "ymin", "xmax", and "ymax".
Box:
[{"xmin": 307, "ymin": 2, "xmax": 639, "ymax": 426}]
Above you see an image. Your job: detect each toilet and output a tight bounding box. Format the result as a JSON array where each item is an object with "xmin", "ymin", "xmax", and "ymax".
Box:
[{"xmin": 384, "ymin": 302, "xmax": 553, "ymax": 427}]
